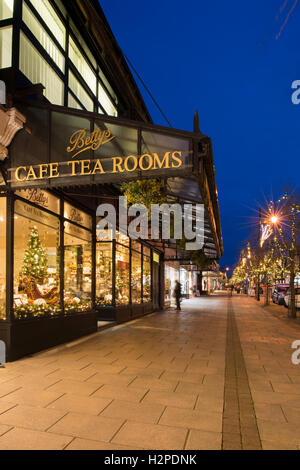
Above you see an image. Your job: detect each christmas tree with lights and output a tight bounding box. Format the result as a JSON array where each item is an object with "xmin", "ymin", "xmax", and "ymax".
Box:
[{"xmin": 22, "ymin": 226, "xmax": 48, "ymax": 283}]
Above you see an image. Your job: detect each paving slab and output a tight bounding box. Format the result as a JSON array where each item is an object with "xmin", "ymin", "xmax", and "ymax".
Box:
[{"xmin": 2, "ymin": 295, "xmax": 300, "ymax": 449}]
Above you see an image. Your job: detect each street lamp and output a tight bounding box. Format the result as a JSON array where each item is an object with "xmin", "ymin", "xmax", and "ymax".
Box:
[{"xmin": 270, "ymin": 215, "xmax": 279, "ymax": 225}]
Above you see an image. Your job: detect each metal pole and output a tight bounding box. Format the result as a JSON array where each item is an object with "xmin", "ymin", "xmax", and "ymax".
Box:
[{"xmin": 256, "ymin": 208, "xmax": 262, "ymax": 302}]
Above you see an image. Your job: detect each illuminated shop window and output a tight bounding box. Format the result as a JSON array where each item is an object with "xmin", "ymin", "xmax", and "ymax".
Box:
[
  {"xmin": 0, "ymin": 0, "xmax": 13, "ymax": 20},
  {"xmin": 22, "ymin": 3, "xmax": 65, "ymax": 72},
  {"xmin": 153, "ymin": 252, "xmax": 160, "ymax": 264},
  {"xmin": 14, "ymin": 200, "xmax": 60, "ymax": 320},
  {"xmin": 116, "ymin": 243, "xmax": 130, "ymax": 305},
  {"xmin": 96, "ymin": 243, "xmax": 113, "ymax": 306},
  {"xmin": 131, "ymin": 240, "xmax": 141, "ymax": 252},
  {"xmin": 28, "ymin": 0, "xmax": 66, "ymax": 48},
  {"xmin": 131, "ymin": 249, "xmax": 142, "ymax": 304},
  {"xmin": 70, "ymin": 19, "xmax": 96, "ymax": 69},
  {"xmin": 0, "ymin": 198, "xmax": 6, "ymax": 320},
  {"xmin": 68, "ymin": 93, "xmax": 83, "ymax": 111},
  {"xmin": 98, "ymin": 81, "xmax": 118, "ymax": 117},
  {"xmin": 64, "ymin": 222, "xmax": 92, "ymax": 313},
  {"xmin": 69, "ymin": 70, "xmax": 94, "ymax": 112},
  {"xmin": 0, "ymin": 26, "xmax": 12, "ymax": 69},
  {"xmin": 20, "ymin": 32, "xmax": 64, "ymax": 105},
  {"xmin": 99, "ymin": 69, "xmax": 118, "ymax": 106},
  {"xmin": 116, "ymin": 230, "xmax": 129, "ymax": 246},
  {"xmin": 143, "ymin": 250, "xmax": 151, "ymax": 302},
  {"xmin": 96, "ymin": 223, "xmax": 113, "ymax": 242},
  {"xmin": 69, "ymin": 36, "xmax": 97, "ymax": 95}
]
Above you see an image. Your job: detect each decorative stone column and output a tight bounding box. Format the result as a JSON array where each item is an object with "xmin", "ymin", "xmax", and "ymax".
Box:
[{"xmin": 0, "ymin": 107, "xmax": 26, "ymax": 160}]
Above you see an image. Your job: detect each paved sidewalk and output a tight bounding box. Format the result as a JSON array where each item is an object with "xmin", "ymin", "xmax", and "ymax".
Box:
[{"xmin": 0, "ymin": 295, "xmax": 299, "ymax": 450}]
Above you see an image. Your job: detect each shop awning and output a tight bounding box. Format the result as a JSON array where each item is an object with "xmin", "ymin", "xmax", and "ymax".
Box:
[{"xmin": 3, "ymin": 100, "xmax": 223, "ymax": 259}]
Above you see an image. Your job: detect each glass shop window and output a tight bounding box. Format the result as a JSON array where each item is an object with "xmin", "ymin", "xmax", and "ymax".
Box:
[
  {"xmin": 0, "ymin": 198, "xmax": 6, "ymax": 320},
  {"xmin": 22, "ymin": 3, "xmax": 65, "ymax": 72},
  {"xmin": 96, "ymin": 219, "xmax": 113, "ymax": 242},
  {"xmin": 0, "ymin": 0, "xmax": 13, "ymax": 20},
  {"xmin": 98, "ymin": 81, "xmax": 118, "ymax": 117},
  {"xmin": 0, "ymin": 26, "xmax": 12, "ymax": 69},
  {"xmin": 115, "ymin": 243, "xmax": 130, "ymax": 306},
  {"xmin": 131, "ymin": 250, "xmax": 142, "ymax": 304},
  {"xmin": 69, "ymin": 19, "xmax": 96, "ymax": 69},
  {"xmin": 116, "ymin": 230, "xmax": 129, "ymax": 246},
  {"xmin": 99, "ymin": 69, "xmax": 118, "ymax": 106},
  {"xmin": 131, "ymin": 240, "xmax": 141, "ymax": 252},
  {"xmin": 69, "ymin": 36, "xmax": 97, "ymax": 95},
  {"xmin": 64, "ymin": 222, "xmax": 92, "ymax": 313},
  {"xmin": 64, "ymin": 202, "xmax": 92, "ymax": 229},
  {"xmin": 96, "ymin": 243, "xmax": 112, "ymax": 306},
  {"xmin": 68, "ymin": 93, "xmax": 83, "ymax": 111},
  {"xmin": 20, "ymin": 32, "xmax": 64, "ymax": 105},
  {"xmin": 69, "ymin": 71, "xmax": 94, "ymax": 112},
  {"xmin": 143, "ymin": 254, "xmax": 151, "ymax": 302},
  {"xmin": 15, "ymin": 189, "xmax": 60, "ymax": 214},
  {"xmin": 28, "ymin": 0, "xmax": 66, "ymax": 48},
  {"xmin": 13, "ymin": 200, "xmax": 60, "ymax": 320},
  {"xmin": 144, "ymin": 246, "xmax": 151, "ymax": 257}
]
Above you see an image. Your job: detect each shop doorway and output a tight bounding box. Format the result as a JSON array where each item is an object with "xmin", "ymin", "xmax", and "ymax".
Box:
[{"xmin": 152, "ymin": 261, "xmax": 160, "ymax": 309}]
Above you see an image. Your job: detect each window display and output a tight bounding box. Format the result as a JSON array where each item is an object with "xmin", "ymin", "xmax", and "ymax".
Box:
[
  {"xmin": 96, "ymin": 221, "xmax": 113, "ymax": 242},
  {"xmin": 14, "ymin": 201, "xmax": 60, "ymax": 319},
  {"xmin": 64, "ymin": 222, "xmax": 92, "ymax": 312},
  {"xmin": 116, "ymin": 243, "xmax": 130, "ymax": 305},
  {"xmin": 96, "ymin": 243, "xmax": 112, "ymax": 306},
  {"xmin": 116, "ymin": 231, "xmax": 129, "ymax": 246},
  {"xmin": 143, "ymin": 252, "xmax": 151, "ymax": 302},
  {"xmin": 0, "ymin": 198, "xmax": 6, "ymax": 320},
  {"xmin": 9, "ymin": 194, "xmax": 155, "ymax": 317},
  {"xmin": 131, "ymin": 250, "xmax": 142, "ymax": 303}
]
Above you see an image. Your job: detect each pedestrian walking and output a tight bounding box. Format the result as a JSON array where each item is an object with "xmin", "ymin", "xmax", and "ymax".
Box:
[{"xmin": 174, "ymin": 280, "xmax": 182, "ymax": 310}]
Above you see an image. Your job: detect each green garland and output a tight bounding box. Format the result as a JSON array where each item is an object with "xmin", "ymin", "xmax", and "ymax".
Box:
[
  {"xmin": 64, "ymin": 299, "xmax": 91, "ymax": 313},
  {"xmin": 14, "ymin": 304, "xmax": 60, "ymax": 320}
]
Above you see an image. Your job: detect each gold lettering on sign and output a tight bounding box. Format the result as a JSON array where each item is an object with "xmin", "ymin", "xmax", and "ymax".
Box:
[
  {"xmin": 12, "ymin": 151, "xmax": 183, "ymax": 183},
  {"xmin": 67, "ymin": 128, "xmax": 115, "ymax": 159}
]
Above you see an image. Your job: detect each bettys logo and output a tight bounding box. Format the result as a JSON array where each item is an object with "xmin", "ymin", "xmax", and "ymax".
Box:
[
  {"xmin": 69, "ymin": 207, "xmax": 83, "ymax": 225},
  {"xmin": 67, "ymin": 128, "xmax": 115, "ymax": 159}
]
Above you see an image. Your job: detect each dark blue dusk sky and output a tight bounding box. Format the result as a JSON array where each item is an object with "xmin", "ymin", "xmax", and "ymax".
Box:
[{"xmin": 101, "ymin": 0, "xmax": 299, "ymax": 267}]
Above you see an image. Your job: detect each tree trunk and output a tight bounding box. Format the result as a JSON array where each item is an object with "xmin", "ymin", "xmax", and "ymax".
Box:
[
  {"xmin": 289, "ymin": 259, "xmax": 296, "ymax": 318},
  {"xmin": 256, "ymin": 275, "xmax": 260, "ymax": 301},
  {"xmin": 265, "ymin": 274, "xmax": 270, "ymax": 306}
]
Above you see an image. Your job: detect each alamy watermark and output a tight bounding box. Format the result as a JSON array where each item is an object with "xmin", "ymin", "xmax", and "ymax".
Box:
[
  {"xmin": 291, "ymin": 340, "xmax": 300, "ymax": 365},
  {"xmin": 96, "ymin": 196, "xmax": 204, "ymax": 250},
  {"xmin": 291, "ymin": 80, "xmax": 300, "ymax": 104},
  {"xmin": 0, "ymin": 340, "xmax": 5, "ymax": 366},
  {"xmin": 0, "ymin": 81, "xmax": 5, "ymax": 105}
]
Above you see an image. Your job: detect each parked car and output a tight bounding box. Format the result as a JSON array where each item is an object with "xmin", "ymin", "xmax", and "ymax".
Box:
[
  {"xmin": 272, "ymin": 284, "xmax": 289, "ymax": 305},
  {"xmin": 283, "ymin": 287, "xmax": 300, "ymax": 309}
]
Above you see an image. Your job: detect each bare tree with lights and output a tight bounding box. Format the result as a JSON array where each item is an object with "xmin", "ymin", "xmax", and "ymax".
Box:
[{"xmin": 269, "ymin": 192, "xmax": 300, "ymax": 317}]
